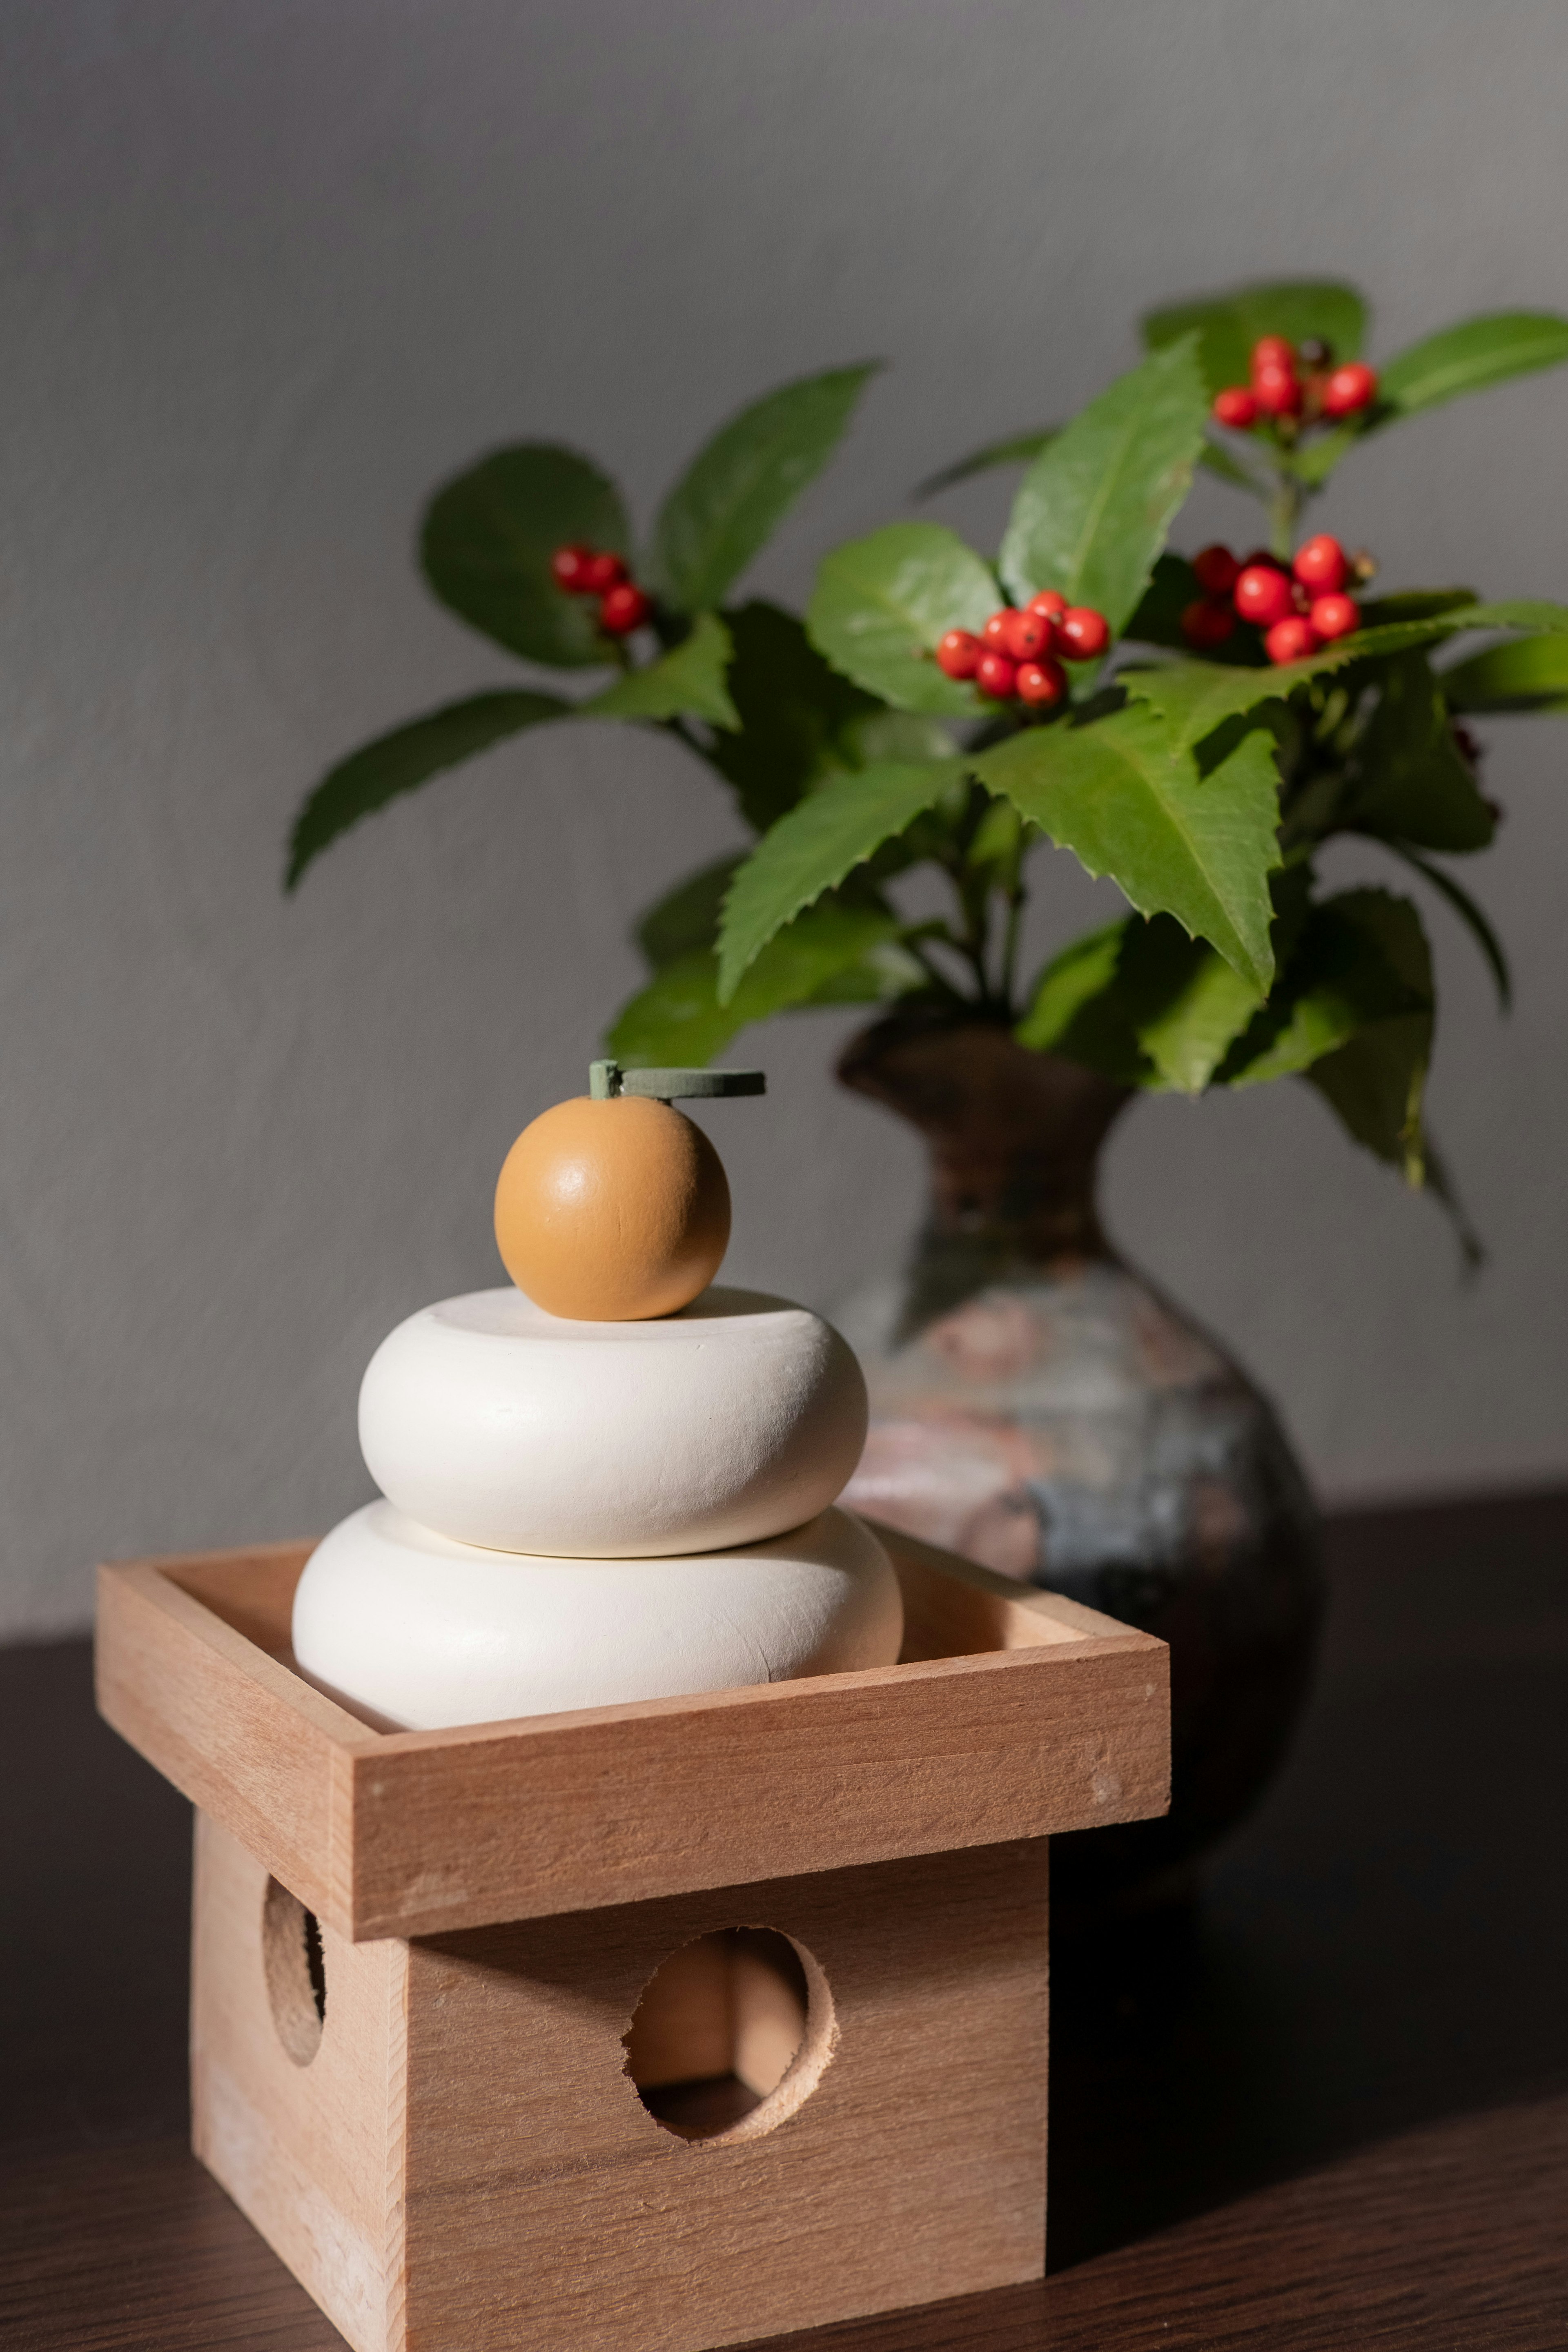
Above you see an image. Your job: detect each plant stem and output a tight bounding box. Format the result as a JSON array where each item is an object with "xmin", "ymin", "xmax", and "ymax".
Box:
[{"xmin": 1269, "ymin": 470, "xmax": 1303, "ymax": 562}]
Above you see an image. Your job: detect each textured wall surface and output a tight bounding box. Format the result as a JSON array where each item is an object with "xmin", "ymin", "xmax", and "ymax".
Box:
[{"xmin": 4, "ymin": 0, "xmax": 1567, "ymax": 1636}]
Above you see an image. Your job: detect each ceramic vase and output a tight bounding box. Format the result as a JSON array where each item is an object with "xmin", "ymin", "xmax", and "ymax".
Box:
[{"xmin": 832, "ymin": 1009, "xmax": 1325, "ymax": 1910}]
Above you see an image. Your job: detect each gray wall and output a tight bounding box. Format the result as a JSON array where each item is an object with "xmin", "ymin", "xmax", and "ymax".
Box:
[{"xmin": 4, "ymin": 0, "xmax": 1567, "ymax": 1638}]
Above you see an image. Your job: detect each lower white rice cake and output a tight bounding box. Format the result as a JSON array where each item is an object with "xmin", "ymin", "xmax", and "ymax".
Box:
[{"xmin": 291, "ymin": 1499, "xmax": 903, "ymax": 1731}]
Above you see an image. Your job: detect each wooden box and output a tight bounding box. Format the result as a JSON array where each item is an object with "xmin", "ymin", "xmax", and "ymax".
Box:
[{"xmin": 96, "ymin": 1524, "xmax": 1169, "ymax": 2352}]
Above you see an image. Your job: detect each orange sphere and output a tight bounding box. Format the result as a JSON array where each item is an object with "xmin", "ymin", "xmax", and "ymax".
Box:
[{"xmin": 494, "ymin": 1095, "xmax": 731, "ymax": 1321}]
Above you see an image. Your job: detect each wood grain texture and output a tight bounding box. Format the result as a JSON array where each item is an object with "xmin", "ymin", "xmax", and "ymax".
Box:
[
  {"xmin": 399, "ymin": 1840, "xmax": 1049, "ymax": 2352},
  {"xmin": 191, "ymin": 1815, "xmax": 406, "ymax": 2352},
  {"xmin": 96, "ymin": 1528, "xmax": 1168, "ymax": 1941},
  {"xmin": 188, "ymin": 1809, "xmax": 1048, "ymax": 2352},
  {"xmin": 95, "ymin": 1557, "xmax": 372, "ymax": 1925}
]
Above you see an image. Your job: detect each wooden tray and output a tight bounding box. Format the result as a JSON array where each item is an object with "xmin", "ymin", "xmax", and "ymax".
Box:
[{"xmin": 96, "ymin": 1521, "xmax": 1168, "ymax": 1942}]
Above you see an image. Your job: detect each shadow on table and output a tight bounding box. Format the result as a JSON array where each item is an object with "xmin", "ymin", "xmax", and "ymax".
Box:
[{"xmin": 1047, "ymin": 1483, "xmax": 1568, "ymax": 2268}]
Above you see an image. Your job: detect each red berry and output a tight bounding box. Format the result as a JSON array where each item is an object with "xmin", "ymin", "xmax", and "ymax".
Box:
[
  {"xmin": 975, "ymin": 651, "xmax": 1018, "ymax": 700},
  {"xmin": 580, "ymin": 550, "xmax": 628, "ymax": 594},
  {"xmin": 1026, "ymin": 589, "xmax": 1067, "ymax": 621},
  {"xmin": 1253, "ymin": 364, "xmax": 1303, "ymax": 417},
  {"xmin": 935, "ymin": 628, "xmax": 982, "ymax": 680},
  {"xmin": 1308, "ymin": 593, "xmax": 1360, "ymax": 641},
  {"xmin": 1212, "ymin": 386, "xmax": 1259, "ymax": 430},
  {"xmin": 982, "ymin": 609, "xmax": 1014, "ymax": 652},
  {"xmin": 1056, "ymin": 606, "xmax": 1110, "ymax": 660},
  {"xmin": 550, "ymin": 543, "xmax": 595, "ymax": 591},
  {"xmin": 1003, "ymin": 608, "xmax": 1050, "ymax": 661},
  {"xmin": 1264, "ymin": 616, "xmax": 1320, "ymax": 665},
  {"xmin": 1321, "ymin": 362, "xmax": 1378, "ymax": 418},
  {"xmin": 1192, "ymin": 544, "xmax": 1241, "ymax": 596},
  {"xmin": 599, "ymin": 582, "xmax": 651, "ymax": 634},
  {"xmin": 1234, "ymin": 564, "xmax": 1296, "ymax": 627},
  {"xmin": 1293, "ymin": 535, "xmax": 1349, "ymax": 594},
  {"xmin": 1181, "ymin": 599, "xmax": 1237, "ymax": 651},
  {"xmin": 1251, "ymin": 336, "xmax": 1297, "ymax": 377},
  {"xmin": 1016, "ymin": 656, "xmax": 1067, "ymax": 708}
]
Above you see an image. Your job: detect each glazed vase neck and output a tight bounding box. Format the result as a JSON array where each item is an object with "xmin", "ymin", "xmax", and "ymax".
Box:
[{"xmin": 836, "ymin": 1011, "xmax": 1130, "ymax": 1269}]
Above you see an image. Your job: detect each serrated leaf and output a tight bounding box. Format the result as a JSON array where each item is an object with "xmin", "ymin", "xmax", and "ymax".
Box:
[
  {"xmin": 585, "ymin": 613, "xmax": 738, "ymax": 727},
  {"xmin": 717, "ymin": 756, "xmax": 965, "ymax": 1001},
  {"xmin": 1220, "ymin": 889, "xmax": 1432, "ymax": 1090},
  {"xmin": 998, "ymin": 339, "xmax": 1209, "ymax": 634},
  {"xmin": 648, "ymin": 364, "xmax": 881, "ymax": 613},
  {"xmin": 974, "ymin": 705, "xmax": 1281, "ymax": 991},
  {"xmin": 1142, "ymin": 281, "xmax": 1367, "ymax": 394},
  {"xmin": 635, "ymin": 855, "xmax": 743, "ymax": 970},
  {"xmin": 420, "ymin": 445, "xmax": 628, "ymax": 667},
  {"xmin": 610, "ymin": 901, "xmax": 909, "ymax": 1066},
  {"xmin": 1443, "ymin": 632, "xmax": 1568, "ymax": 713},
  {"xmin": 917, "ymin": 427, "xmax": 1057, "ymax": 500},
  {"xmin": 1343, "ymin": 651, "xmax": 1494, "ymax": 852},
  {"xmin": 1199, "ymin": 438, "xmax": 1267, "ymax": 491},
  {"xmin": 1377, "ymin": 311, "xmax": 1568, "ymax": 417},
  {"xmin": 1118, "ymin": 608, "xmax": 1568, "ymax": 750},
  {"xmin": 806, "ymin": 523, "xmax": 998, "ymax": 714},
  {"xmin": 285, "ymin": 690, "xmax": 570, "ymax": 889},
  {"xmin": 704, "ymin": 600, "xmax": 880, "ymax": 833}
]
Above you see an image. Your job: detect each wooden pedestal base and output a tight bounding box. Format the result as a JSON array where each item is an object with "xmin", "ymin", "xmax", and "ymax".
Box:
[
  {"xmin": 98, "ymin": 1525, "xmax": 1168, "ymax": 2352},
  {"xmin": 195, "ymin": 1812, "xmax": 1049, "ymax": 2352}
]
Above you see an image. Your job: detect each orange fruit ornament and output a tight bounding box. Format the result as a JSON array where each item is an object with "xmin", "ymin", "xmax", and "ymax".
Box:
[{"xmin": 495, "ymin": 1092, "xmax": 733, "ymax": 1321}]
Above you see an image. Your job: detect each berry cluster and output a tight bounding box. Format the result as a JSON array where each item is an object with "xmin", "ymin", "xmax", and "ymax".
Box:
[
  {"xmin": 550, "ymin": 544, "xmax": 653, "ymax": 635},
  {"xmin": 1182, "ymin": 535, "xmax": 1367, "ymax": 665},
  {"xmin": 1211, "ymin": 336, "xmax": 1378, "ymax": 433},
  {"xmin": 934, "ymin": 592, "xmax": 1111, "ymax": 708}
]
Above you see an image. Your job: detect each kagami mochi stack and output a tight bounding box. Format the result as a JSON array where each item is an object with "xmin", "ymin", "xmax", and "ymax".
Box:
[{"xmin": 292, "ymin": 1060, "xmax": 902, "ymax": 1729}]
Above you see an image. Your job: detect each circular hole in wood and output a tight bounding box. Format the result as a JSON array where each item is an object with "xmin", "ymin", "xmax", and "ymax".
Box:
[
  {"xmin": 623, "ymin": 1927, "xmax": 835, "ymax": 2145},
  {"xmin": 262, "ymin": 1876, "xmax": 327, "ymax": 2067}
]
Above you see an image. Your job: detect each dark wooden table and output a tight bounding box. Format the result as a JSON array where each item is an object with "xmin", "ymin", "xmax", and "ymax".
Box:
[{"xmin": 4, "ymin": 1489, "xmax": 1567, "ymax": 2348}]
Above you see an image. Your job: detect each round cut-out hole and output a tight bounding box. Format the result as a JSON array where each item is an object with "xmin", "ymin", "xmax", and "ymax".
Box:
[
  {"xmin": 623, "ymin": 1927, "xmax": 834, "ymax": 2144},
  {"xmin": 263, "ymin": 1877, "xmax": 327, "ymax": 2066}
]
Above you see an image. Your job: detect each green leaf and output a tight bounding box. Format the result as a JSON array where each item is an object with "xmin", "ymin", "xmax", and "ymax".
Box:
[
  {"xmin": 1220, "ymin": 889, "xmax": 1432, "ymax": 1091},
  {"xmin": 1443, "ymin": 632, "xmax": 1568, "ymax": 713},
  {"xmin": 1131, "ymin": 929, "xmax": 1263, "ymax": 1094},
  {"xmin": 916, "ymin": 427, "xmax": 1057, "ymax": 499},
  {"xmin": 1142, "ymin": 281, "xmax": 1367, "ymax": 394},
  {"xmin": 610, "ymin": 900, "xmax": 911, "ymax": 1066},
  {"xmin": 635, "ymin": 855, "xmax": 743, "ymax": 970},
  {"xmin": 1381, "ymin": 844, "xmax": 1512, "ymax": 1011},
  {"xmin": 1377, "ymin": 311, "xmax": 1568, "ymax": 418},
  {"xmin": 1017, "ymin": 921, "xmax": 1131, "ymax": 1054},
  {"xmin": 584, "ymin": 613, "xmax": 738, "ymax": 727},
  {"xmin": 1018, "ymin": 911, "xmax": 1261, "ymax": 1093},
  {"xmin": 1119, "ymin": 608, "xmax": 1568, "ymax": 751},
  {"xmin": 1297, "ymin": 893, "xmax": 1433, "ymax": 1185},
  {"xmin": 973, "ymin": 705, "xmax": 1281, "ymax": 991},
  {"xmin": 703, "ymin": 601, "xmax": 880, "ymax": 833},
  {"xmin": 1343, "ymin": 651, "xmax": 1495, "ymax": 852},
  {"xmin": 1359, "ymin": 589, "xmax": 1480, "ymax": 626},
  {"xmin": 717, "ymin": 757, "xmax": 964, "ymax": 1001},
  {"xmin": 1199, "ymin": 438, "xmax": 1268, "ymax": 492},
  {"xmin": 420, "ymin": 445, "xmax": 628, "ymax": 667},
  {"xmin": 285, "ymin": 690, "xmax": 570, "ymax": 889},
  {"xmin": 998, "ymin": 338, "xmax": 1210, "ymax": 635},
  {"xmin": 648, "ymin": 364, "xmax": 881, "ymax": 613},
  {"xmin": 806, "ymin": 523, "xmax": 998, "ymax": 714}
]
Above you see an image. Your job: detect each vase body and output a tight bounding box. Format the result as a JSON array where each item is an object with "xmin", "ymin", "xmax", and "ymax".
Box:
[{"xmin": 833, "ymin": 1011, "xmax": 1325, "ymax": 1908}]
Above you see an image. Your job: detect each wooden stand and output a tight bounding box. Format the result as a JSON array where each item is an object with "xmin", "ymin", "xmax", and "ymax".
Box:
[{"xmin": 96, "ymin": 1525, "xmax": 1168, "ymax": 2352}]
